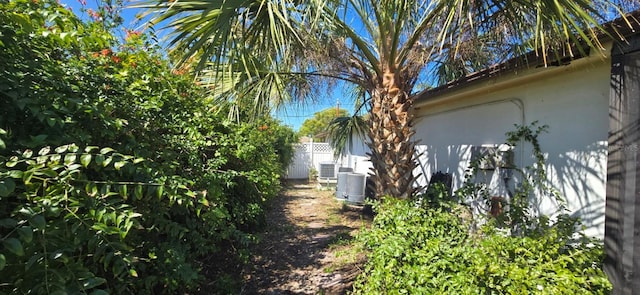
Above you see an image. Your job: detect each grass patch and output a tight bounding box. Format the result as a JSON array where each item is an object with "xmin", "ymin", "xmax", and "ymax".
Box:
[{"xmin": 323, "ymin": 239, "xmax": 367, "ymax": 274}]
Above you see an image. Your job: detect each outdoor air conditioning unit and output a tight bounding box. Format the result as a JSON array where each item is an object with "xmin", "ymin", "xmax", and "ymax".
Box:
[
  {"xmin": 336, "ymin": 172, "xmax": 350, "ymax": 200},
  {"xmin": 318, "ymin": 162, "xmax": 337, "ymax": 179},
  {"xmin": 345, "ymin": 173, "xmax": 366, "ymax": 204},
  {"xmin": 336, "ymin": 172, "xmax": 366, "ymax": 204},
  {"xmin": 338, "ymin": 167, "xmax": 353, "ymax": 173}
]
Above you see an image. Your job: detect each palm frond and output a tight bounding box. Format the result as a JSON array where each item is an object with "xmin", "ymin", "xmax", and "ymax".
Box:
[
  {"xmin": 433, "ymin": 0, "xmax": 610, "ymax": 65},
  {"xmin": 327, "ymin": 114, "xmax": 368, "ymax": 158},
  {"xmin": 133, "ymin": 0, "xmax": 315, "ymax": 70}
]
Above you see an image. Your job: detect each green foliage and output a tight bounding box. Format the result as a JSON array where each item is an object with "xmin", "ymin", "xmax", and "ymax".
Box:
[
  {"xmin": 353, "ymin": 123, "xmax": 611, "ymax": 294},
  {"xmin": 1, "ymin": 145, "xmax": 146, "ymax": 293},
  {"xmin": 326, "ymin": 114, "xmax": 368, "ymax": 158},
  {"xmin": 456, "ymin": 121, "xmax": 565, "ymax": 235},
  {"xmin": 298, "ymin": 108, "xmax": 350, "ymax": 142},
  {"xmin": 0, "ymin": 0, "xmax": 297, "ymax": 293},
  {"xmin": 353, "ymin": 199, "xmax": 611, "ymax": 294}
]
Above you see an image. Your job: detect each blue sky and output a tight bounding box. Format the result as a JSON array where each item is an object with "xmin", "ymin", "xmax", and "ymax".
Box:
[
  {"xmin": 274, "ymin": 98, "xmax": 356, "ymax": 131},
  {"xmin": 59, "ymin": 0, "xmax": 355, "ymax": 132},
  {"xmin": 273, "ymin": 80, "xmax": 357, "ymax": 131}
]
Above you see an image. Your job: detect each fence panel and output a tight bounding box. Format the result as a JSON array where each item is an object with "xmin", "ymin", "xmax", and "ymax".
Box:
[
  {"xmin": 287, "ymin": 144, "xmax": 311, "ymax": 179},
  {"xmin": 286, "ymin": 143, "xmax": 336, "ymax": 179}
]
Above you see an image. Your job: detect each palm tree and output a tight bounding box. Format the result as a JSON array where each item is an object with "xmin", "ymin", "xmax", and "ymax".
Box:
[{"xmin": 138, "ymin": 0, "xmax": 632, "ymax": 199}]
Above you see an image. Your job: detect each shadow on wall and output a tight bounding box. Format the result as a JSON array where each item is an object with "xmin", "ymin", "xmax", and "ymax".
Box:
[
  {"xmin": 416, "ymin": 139, "xmax": 608, "ymax": 237},
  {"xmin": 545, "ymin": 141, "xmax": 607, "ymax": 237},
  {"xmin": 415, "ymin": 144, "xmax": 473, "ymax": 193}
]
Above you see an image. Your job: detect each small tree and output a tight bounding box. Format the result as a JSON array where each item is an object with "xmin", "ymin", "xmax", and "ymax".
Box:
[{"xmin": 299, "ymin": 107, "xmax": 349, "ymax": 142}]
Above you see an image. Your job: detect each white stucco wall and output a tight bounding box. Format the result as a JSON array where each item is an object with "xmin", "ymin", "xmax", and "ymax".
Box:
[
  {"xmin": 414, "ymin": 48, "xmax": 612, "ymax": 238},
  {"xmin": 345, "ymin": 133, "xmax": 373, "ymax": 175}
]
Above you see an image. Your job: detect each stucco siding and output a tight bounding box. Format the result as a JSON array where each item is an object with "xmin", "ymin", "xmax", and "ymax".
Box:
[{"xmin": 414, "ymin": 49, "xmax": 611, "ymax": 238}]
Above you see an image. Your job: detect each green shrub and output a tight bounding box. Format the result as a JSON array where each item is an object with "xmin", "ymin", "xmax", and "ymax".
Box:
[
  {"xmin": 0, "ymin": 0, "xmax": 296, "ymax": 293},
  {"xmin": 353, "ymin": 199, "xmax": 611, "ymax": 294},
  {"xmin": 354, "ymin": 124, "xmax": 611, "ymax": 294}
]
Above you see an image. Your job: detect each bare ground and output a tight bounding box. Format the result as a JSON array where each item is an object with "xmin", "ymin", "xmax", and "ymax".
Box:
[{"xmin": 240, "ymin": 181, "xmax": 371, "ymax": 295}]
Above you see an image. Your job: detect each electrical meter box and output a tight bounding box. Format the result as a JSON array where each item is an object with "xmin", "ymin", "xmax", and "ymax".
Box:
[{"xmin": 470, "ymin": 145, "xmax": 514, "ymax": 170}]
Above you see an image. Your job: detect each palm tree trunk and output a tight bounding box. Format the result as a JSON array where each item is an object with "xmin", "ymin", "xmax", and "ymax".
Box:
[{"xmin": 367, "ymin": 85, "xmax": 419, "ymax": 199}]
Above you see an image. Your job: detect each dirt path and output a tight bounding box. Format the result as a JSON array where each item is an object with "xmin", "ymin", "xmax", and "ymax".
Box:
[{"xmin": 241, "ymin": 181, "xmax": 371, "ymax": 294}]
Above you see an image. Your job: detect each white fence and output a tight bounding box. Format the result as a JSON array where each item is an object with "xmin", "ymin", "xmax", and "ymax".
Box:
[{"xmin": 286, "ymin": 142, "xmax": 336, "ymax": 179}]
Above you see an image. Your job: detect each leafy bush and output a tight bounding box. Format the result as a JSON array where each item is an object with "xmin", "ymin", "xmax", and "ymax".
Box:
[
  {"xmin": 0, "ymin": 0, "xmax": 297, "ymax": 293},
  {"xmin": 353, "ymin": 199, "xmax": 611, "ymax": 294},
  {"xmin": 353, "ymin": 124, "xmax": 611, "ymax": 294}
]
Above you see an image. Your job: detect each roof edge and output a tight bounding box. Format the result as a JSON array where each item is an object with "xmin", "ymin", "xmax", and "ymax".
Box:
[{"xmin": 414, "ymin": 9, "xmax": 640, "ymax": 105}]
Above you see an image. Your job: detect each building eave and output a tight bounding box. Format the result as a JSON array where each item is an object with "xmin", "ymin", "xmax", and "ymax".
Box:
[{"xmin": 414, "ymin": 10, "xmax": 640, "ymax": 109}]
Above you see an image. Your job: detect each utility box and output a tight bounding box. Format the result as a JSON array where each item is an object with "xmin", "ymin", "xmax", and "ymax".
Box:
[{"xmin": 470, "ymin": 145, "xmax": 514, "ymax": 170}]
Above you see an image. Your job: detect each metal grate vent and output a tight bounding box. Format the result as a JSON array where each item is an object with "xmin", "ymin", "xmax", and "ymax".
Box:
[{"xmin": 318, "ymin": 163, "xmax": 336, "ymax": 178}]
